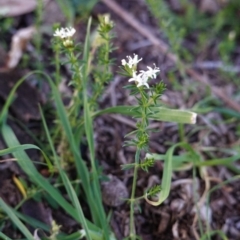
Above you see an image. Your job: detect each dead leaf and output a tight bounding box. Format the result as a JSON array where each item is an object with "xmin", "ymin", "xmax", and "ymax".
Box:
[{"xmin": 7, "ymin": 26, "xmax": 36, "ymax": 69}]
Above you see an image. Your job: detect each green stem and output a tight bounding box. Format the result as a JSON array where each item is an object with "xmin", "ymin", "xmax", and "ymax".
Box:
[
  {"xmin": 178, "ymin": 123, "xmax": 185, "ymax": 142},
  {"xmin": 129, "ymin": 88, "xmax": 150, "ymax": 239},
  {"xmin": 66, "ymin": 50, "xmax": 83, "ymax": 126},
  {"xmin": 129, "ymin": 149, "xmax": 140, "ymax": 239},
  {"xmin": 54, "ymin": 42, "xmax": 61, "ymax": 85}
]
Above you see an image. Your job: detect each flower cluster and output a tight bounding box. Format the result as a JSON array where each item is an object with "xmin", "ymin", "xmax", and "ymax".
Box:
[
  {"xmin": 121, "ymin": 54, "xmax": 142, "ymax": 69},
  {"xmin": 53, "ymin": 27, "xmax": 76, "ymax": 39},
  {"xmin": 53, "ymin": 27, "xmax": 76, "ymax": 48},
  {"xmin": 121, "ymin": 54, "xmax": 160, "ymax": 88}
]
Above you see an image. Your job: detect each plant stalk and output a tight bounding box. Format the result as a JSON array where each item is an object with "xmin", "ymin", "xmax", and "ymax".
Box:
[{"xmin": 129, "ymin": 149, "xmax": 140, "ymax": 239}]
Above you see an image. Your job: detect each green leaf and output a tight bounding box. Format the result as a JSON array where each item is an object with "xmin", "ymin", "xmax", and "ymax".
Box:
[
  {"xmin": 0, "ymin": 232, "xmax": 12, "ymax": 240},
  {"xmin": 82, "ymin": 17, "xmax": 110, "ymax": 238},
  {"xmin": 145, "ymin": 142, "xmax": 199, "ymax": 206},
  {"xmin": 150, "ymin": 107, "xmax": 197, "ymax": 124},
  {"xmin": 0, "ymin": 198, "xmax": 34, "ymax": 240},
  {"xmin": 94, "ymin": 106, "xmax": 197, "ymax": 124},
  {"xmin": 1, "ymin": 123, "xmax": 101, "ymax": 235}
]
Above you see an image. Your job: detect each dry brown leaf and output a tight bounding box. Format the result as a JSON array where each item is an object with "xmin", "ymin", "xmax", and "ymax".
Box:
[{"xmin": 6, "ymin": 26, "xmax": 36, "ymax": 69}]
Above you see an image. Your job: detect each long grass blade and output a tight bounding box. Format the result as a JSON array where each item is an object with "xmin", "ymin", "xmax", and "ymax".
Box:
[
  {"xmin": 1, "ymin": 123, "xmax": 101, "ymax": 234},
  {"xmin": 149, "ymin": 153, "xmax": 240, "ymax": 168},
  {"xmin": 0, "ymin": 144, "xmax": 53, "ymax": 170},
  {"xmin": 0, "ymin": 72, "xmax": 38, "ymax": 124},
  {"xmin": 39, "ymin": 106, "xmax": 92, "ymax": 239},
  {"xmin": 82, "ymin": 17, "xmax": 110, "ymax": 238},
  {"xmin": 145, "ymin": 142, "xmax": 199, "ymax": 206},
  {"xmin": 14, "ymin": 210, "xmax": 50, "ymax": 232},
  {"xmin": 0, "ymin": 231, "xmax": 14, "ymax": 240},
  {"xmin": 62, "ymin": 171, "xmax": 92, "ymax": 240},
  {"xmin": 0, "ymin": 144, "xmax": 40, "ymax": 156},
  {"xmin": 0, "ymin": 198, "xmax": 34, "ymax": 240}
]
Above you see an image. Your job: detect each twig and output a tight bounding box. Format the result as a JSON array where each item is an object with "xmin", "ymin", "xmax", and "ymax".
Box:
[
  {"xmin": 194, "ymin": 61, "xmax": 240, "ymax": 73},
  {"xmin": 101, "ymin": 0, "xmax": 240, "ymax": 112},
  {"xmin": 109, "ymin": 114, "xmax": 136, "ymax": 128}
]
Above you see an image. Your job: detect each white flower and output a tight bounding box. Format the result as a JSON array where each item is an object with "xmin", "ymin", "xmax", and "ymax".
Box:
[
  {"xmin": 128, "ymin": 64, "xmax": 160, "ymax": 88},
  {"xmin": 140, "ymin": 65, "xmax": 160, "ymax": 79},
  {"xmin": 121, "ymin": 59, "xmax": 127, "ymax": 66},
  {"xmin": 53, "ymin": 27, "xmax": 76, "ymax": 39},
  {"xmin": 121, "ymin": 54, "xmax": 142, "ymax": 68},
  {"xmin": 129, "ymin": 71, "xmax": 149, "ymax": 88}
]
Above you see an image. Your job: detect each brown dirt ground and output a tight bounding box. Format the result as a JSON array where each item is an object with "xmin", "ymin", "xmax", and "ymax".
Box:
[{"xmin": 0, "ymin": 0, "xmax": 240, "ymax": 240}]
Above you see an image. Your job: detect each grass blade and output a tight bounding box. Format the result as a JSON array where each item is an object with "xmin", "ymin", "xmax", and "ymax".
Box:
[
  {"xmin": 1, "ymin": 123, "xmax": 101, "ymax": 235},
  {"xmin": 145, "ymin": 142, "xmax": 199, "ymax": 206},
  {"xmin": 61, "ymin": 172, "xmax": 92, "ymax": 240},
  {"xmin": 82, "ymin": 17, "xmax": 110, "ymax": 238},
  {"xmin": 39, "ymin": 106, "xmax": 92, "ymax": 239},
  {"xmin": 0, "ymin": 198, "xmax": 34, "ymax": 240},
  {"xmin": 0, "ymin": 232, "xmax": 12, "ymax": 240}
]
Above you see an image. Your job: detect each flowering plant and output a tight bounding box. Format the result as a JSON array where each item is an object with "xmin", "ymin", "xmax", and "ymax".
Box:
[
  {"xmin": 0, "ymin": 16, "xmax": 197, "ymax": 240},
  {"xmin": 53, "ymin": 27, "xmax": 76, "ymax": 48},
  {"xmin": 119, "ymin": 54, "xmax": 197, "ymax": 239}
]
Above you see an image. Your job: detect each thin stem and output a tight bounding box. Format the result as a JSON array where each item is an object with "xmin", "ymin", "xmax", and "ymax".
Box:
[
  {"xmin": 129, "ymin": 87, "xmax": 150, "ymax": 239},
  {"xmin": 66, "ymin": 49, "xmax": 83, "ymax": 126},
  {"xmin": 54, "ymin": 42, "xmax": 61, "ymax": 85},
  {"xmin": 178, "ymin": 123, "xmax": 185, "ymax": 142},
  {"xmin": 129, "ymin": 149, "xmax": 140, "ymax": 239}
]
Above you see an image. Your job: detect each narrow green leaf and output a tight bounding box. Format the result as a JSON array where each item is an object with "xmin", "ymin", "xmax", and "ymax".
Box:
[
  {"xmin": 0, "ymin": 144, "xmax": 53, "ymax": 170},
  {"xmin": 82, "ymin": 17, "xmax": 110, "ymax": 238},
  {"xmin": 40, "ymin": 106, "xmax": 92, "ymax": 239},
  {"xmin": 0, "ymin": 198, "xmax": 34, "ymax": 240},
  {"xmin": 200, "ymin": 231, "xmax": 228, "ymax": 240},
  {"xmin": 14, "ymin": 210, "xmax": 50, "ymax": 232},
  {"xmin": 145, "ymin": 142, "xmax": 199, "ymax": 206},
  {"xmin": 0, "ymin": 72, "xmax": 36, "ymax": 124},
  {"xmin": 0, "ymin": 231, "xmax": 13, "ymax": 240},
  {"xmin": 149, "ymin": 153, "xmax": 240, "ymax": 167},
  {"xmin": 0, "ymin": 144, "xmax": 40, "ymax": 156},
  {"xmin": 1, "ymin": 124, "xmax": 100, "ymax": 234},
  {"xmin": 93, "ymin": 106, "xmax": 197, "ymax": 124},
  {"xmin": 214, "ymin": 107, "xmax": 240, "ymax": 119},
  {"xmin": 62, "ymin": 172, "xmax": 92, "ymax": 240}
]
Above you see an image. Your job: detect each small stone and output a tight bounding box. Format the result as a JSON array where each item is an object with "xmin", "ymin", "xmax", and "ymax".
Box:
[{"xmin": 101, "ymin": 175, "xmax": 128, "ymax": 207}]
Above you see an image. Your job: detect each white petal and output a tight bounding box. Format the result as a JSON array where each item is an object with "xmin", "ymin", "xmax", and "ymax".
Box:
[
  {"xmin": 53, "ymin": 27, "xmax": 76, "ymax": 38},
  {"xmin": 121, "ymin": 59, "xmax": 127, "ymax": 66}
]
